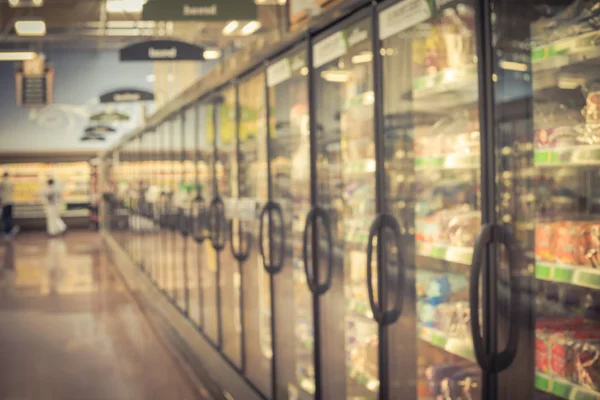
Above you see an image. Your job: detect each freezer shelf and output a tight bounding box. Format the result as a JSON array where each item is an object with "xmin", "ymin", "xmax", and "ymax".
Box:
[
  {"xmin": 535, "ymin": 373, "xmax": 600, "ymax": 400},
  {"xmin": 416, "ymin": 241, "xmax": 474, "ymax": 266},
  {"xmin": 536, "ymin": 262, "xmax": 600, "ymax": 290}
]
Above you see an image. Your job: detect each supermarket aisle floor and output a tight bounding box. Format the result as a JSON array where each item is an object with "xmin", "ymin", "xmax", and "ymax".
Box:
[{"xmin": 0, "ymin": 231, "xmax": 201, "ymax": 400}]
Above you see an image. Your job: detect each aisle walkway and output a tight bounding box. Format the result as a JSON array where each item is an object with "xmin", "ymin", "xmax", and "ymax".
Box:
[{"xmin": 0, "ymin": 231, "xmax": 200, "ymax": 400}]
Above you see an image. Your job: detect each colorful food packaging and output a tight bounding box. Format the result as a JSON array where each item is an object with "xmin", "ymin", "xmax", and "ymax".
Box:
[
  {"xmin": 536, "ymin": 222, "xmax": 556, "ymax": 262},
  {"xmin": 572, "ymin": 340, "xmax": 600, "ymax": 390},
  {"xmin": 585, "ymin": 84, "xmax": 600, "ymax": 128},
  {"xmin": 552, "ymin": 222, "xmax": 579, "ymax": 265},
  {"xmin": 577, "ymin": 223, "xmax": 600, "ymax": 268}
]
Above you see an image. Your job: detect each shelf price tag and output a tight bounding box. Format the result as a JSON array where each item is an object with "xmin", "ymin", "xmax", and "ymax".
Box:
[
  {"xmin": 267, "ymin": 58, "xmax": 292, "ymax": 87},
  {"xmin": 313, "ymin": 31, "xmax": 347, "ymax": 68},
  {"xmin": 379, "ymin": 0, "xmax": 432, "ymax": 40}
]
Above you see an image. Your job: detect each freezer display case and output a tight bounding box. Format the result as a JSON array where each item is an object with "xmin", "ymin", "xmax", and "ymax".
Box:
[
  {"xmin": 217, "ymin": 86, "xmax": 243, "ymax": 368},
  {"xmin": 183, "ymin": 104, "xmax": 201, "ymax": 326},
  {"xmin": 200, "ymin": 102, "xmax": 220, "ymax": 344},
  {"xmin": 266, "ymin": 46, "xmax": 314, "ymax": 399},
  {"xmin": 495, "ymin": 0, "xmax": 600, "ymax": 399},
  {"xmin": 171, "ymin": 114, "xmax": 187, "ymax": 312},
  {"xmin": 237, "ymin": 72, "xmax": 272, "ymax": 396},
  {"xmin": 312, "ymin": 14, "xmax": 380, "ymax": 399}
]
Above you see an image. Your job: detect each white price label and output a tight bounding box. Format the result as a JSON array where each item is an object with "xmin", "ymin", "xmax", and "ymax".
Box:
[
  {"xmin": 379, "ymin": 0, "xmax": 432, "ymax": 40},
  {"xmin": 267, "ymin": 58, "xmax": 292, "ymax": 87},
  {"xmin": 313, "ymin": 31, "xmax": 347, "ymax": 68}
]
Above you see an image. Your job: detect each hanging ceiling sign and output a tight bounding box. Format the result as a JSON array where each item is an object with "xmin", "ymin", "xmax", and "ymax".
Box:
[
  {"xmin": 84, "ymin": 125, "xmax": 116, "ymax": 135},
  {"xmin": 90, "ymin": 111, "xmax": 130, "ymax": 122},
  {"xmin": 120, "ymin": 40, "xmax": 204, "ymax": 62},
  {"xmin": 100, "ymin": 89, "xmax": 154, "ymax": 103},
  {"xmin": 141, "ymin": 0, "xmax": 256, "ymax": 21}
]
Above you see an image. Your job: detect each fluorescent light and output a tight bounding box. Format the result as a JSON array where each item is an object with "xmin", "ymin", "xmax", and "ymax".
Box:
[
  {"xmin": 222, "ymin": 20, "xmax": 239, "ymax": 35},
  {"xmin": 146, "ymin": 74, "xmax": 156, "ymax": 83},
  {"xmin": 106, "ymin": 0, "xmax": 147, "ymax": 13},
  {"xmin": 0, "ymin": 51, "xmax": 37, "ymax": 61},
  {"xmin": 15, "ymin": 20, "xmax": 46, "ymax": 36},
  {"xmin": 203, "ymin": 49, "xmax": 222, "ymax": 60},
  {"xmin": 241, "ymin": 21, "xmax": 261, "ymax": 36},
  {"xmin": 499, "ymin": 60, "xmax": 528, "ymax": 72},
  {"xmin": 351, "ymin": 52, "xmax": 373, "ymax": 64},
  {"xmin": 320, "ymin": 70, "xmax": 351, "ymax": 83}
]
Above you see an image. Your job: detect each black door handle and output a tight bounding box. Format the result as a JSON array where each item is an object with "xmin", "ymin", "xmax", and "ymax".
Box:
[
  {"xmin": 302, "ymin": 206, "xmax": 333, "ymax": 295},
  {"xmin": 493, "ymin": 226, "xmax": 521, "ymax": 373},
  {"xmin": 230, "ymin": 220, "xmax": 252, "ymax": 263},
  {"xmin": 366, "ymin": 213, "xmax": 405, "ymax": 326},
  {"xmin": 259, "ymin": 201, "xmax": 285, "ymax": 274},
  {"xmin": 469, "ymin": 223, "xmax": 520, "ymax": 373},
  {"xmin": 208, "ymin": 197, "xmax": 226, "ymax": 251},
  {"xmin": 191, "ymin": 194, "xmax": 206, "ymax": 244},
  {"xmin": 470, "ymin": 224, "xmax": 494, "ymax": 373}
]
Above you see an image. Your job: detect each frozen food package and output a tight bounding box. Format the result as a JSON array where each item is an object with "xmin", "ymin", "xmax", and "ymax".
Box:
[
  {"xmin": 572, "ymin": 340, "xmax": 600, "ymax": 390},
  {"xmin": 424, "ymin": 364, "xmax": 464, "ymax": 397},
  {"xmin": 577, "ymin": 223, "xmax": 600, "ymax": 268},
  {"xmin": 447, "ymin": 210, "xmax": 480, "ymax": 247},
  {"xmin": 536, "ymin": 222, "xmax": 556, "ymax": 262},
  {"xmin": 584, "ymin": 82, "xmax": 600, "ymax": 129},
  {"xmin": 552, "ymin": 221, "xmax": 579, "ymax": 265}
]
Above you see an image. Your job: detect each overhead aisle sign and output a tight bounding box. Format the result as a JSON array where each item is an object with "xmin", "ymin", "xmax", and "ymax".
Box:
[
  {"xmin": 120, "ymin": 40, "xmax": 205, "ymax": 62},
  {"xmin": 141, "ymin": 0, "xmax": 256, "ymax": 21},
  {"xmin": 100, "ymin": 89, "xmax": 155, "ymax": 103}
]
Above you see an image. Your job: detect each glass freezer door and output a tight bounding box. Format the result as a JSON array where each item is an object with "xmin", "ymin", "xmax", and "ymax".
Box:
[
  {"xmin": 200, "ymin": 103, "xmax": 219, "ymax": 344},
  {"xmin": 267, "ymin": 47, "xmax": 314, "ymax": 399},
  {"xmin": 217, "ymin": 86, "xmax": 243, "ymax": 368},
  {"xmin": 494, "ymin": 0, "xmax": 600, "ymax": 399},
  {"xmin": 378, "ymin": 0, "xmax": 483, "ymax": 398},
  {"xmin": 312, "ymin": 15, "xmax": 379, "ymax": 399},
  {"xmin": 238, "ymin": 72, "xmax": 272, "ymax": 397}
]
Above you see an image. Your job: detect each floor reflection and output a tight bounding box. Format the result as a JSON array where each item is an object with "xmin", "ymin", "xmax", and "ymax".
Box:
[{"xmin": 0, "ymin": 231, "xmax": 201, "ymax": 400}]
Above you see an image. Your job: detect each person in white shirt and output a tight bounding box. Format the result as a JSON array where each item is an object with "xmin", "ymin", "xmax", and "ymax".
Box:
[
  {"xmin": 43, "ymin": 178, "xmax": 66, "ymax": 237},
  {"xmin": 0, "ymin": 172, "xmax": 19, "ymax": 239}
]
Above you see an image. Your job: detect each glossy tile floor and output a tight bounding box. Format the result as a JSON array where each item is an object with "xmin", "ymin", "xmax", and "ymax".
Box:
[{"xmin": 0, "ymin": 231, "xmax": 201, "ymax": 400}]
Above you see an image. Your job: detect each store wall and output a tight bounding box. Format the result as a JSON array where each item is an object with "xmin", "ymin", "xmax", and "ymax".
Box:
[{"xmin": 0, "ymin": 49, "xmax": 154, "ymax": 153}]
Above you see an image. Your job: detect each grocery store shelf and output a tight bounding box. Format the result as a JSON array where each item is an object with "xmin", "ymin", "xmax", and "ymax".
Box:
[
  {"xmin": 415, "ymin": 153, "xmax": 479, "ymax": 170},
  {"xmin": 15, "ymin": 209, "xmax": 89, "ymax": 219},
  {"xmin": 532, "ymin": 31, "xmax": 600, "ymax": 72},
  {"xmin": 411, "ymin": 66, "xmax": 478, "ymax": 111},
  {"xmin": 535, "ymin": 372, "xmax": 600, "ymax": 400},
  {"xmin": 535, "ymin": 262, "xmax": 600, "ymax": 290},
  {"xmin": 418, "ymin": 325, "xmax": 475, "ymax": 361},
  {"xmin": 416, "ymin": 241, "xmax": 473, "ymax": 265},
  {"xmin": 534, "ymin": 145, "xmax": 600, "ymax": 167}
]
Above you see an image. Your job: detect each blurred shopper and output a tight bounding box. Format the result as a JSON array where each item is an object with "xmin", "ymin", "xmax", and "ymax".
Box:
[
  {"xmin": 43, "ymin": 179, "xmax": 66, "ymax": 237},
  {"xmin": 0, "ymin": 172, "xmax": 19, "ymax": 240}
]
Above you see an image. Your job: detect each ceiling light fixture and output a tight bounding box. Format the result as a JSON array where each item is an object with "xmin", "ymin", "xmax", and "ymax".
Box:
[
  {"xmin": 240, "ymin": 21, "xmax": 261, "ymax": 36},
  {"xmin": 9, "ymin": 0, "xmax": 44, "ymax": 7},
  {"xmin": 351, "ymin": 52, "xmax": 373, "ymax": 64},
  {"xmin": 222, "ymin": 20, "xmax": 239, "ymax": 35},
  {"xmin": 203, "ymin": 49, "xmax": 222, "ymax": 60},
  {"xmin": 15, "ymin": 19, "xmax": 46, "ymax": 36},
  {"xmin": 0, "ymin": 51, "xmax": 37, "ymax": 61}
]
